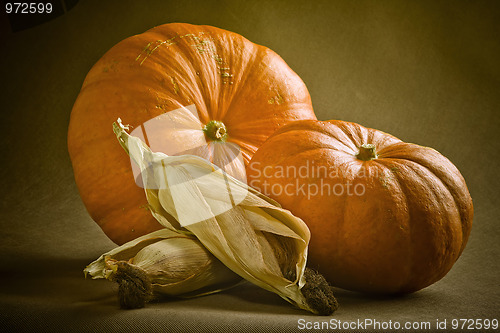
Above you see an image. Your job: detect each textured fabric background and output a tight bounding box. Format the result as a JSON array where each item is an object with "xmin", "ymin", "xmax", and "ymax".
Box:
[{"xmin": 1, "ymin": 0, "xmax": 499, "ymax": 332}]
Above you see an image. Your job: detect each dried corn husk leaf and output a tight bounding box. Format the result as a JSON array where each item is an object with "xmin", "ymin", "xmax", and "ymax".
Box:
[
  {"xmin": 84, "ymin": 228, "xmax": 242, "ymax": 301},
  {"xmin": 113, "ymin": 119, "xmax": 329, "ymax": 314}
]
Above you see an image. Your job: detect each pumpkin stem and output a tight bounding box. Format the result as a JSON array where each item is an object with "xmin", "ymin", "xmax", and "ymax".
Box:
[
  {"xmin": 356, "ymin": 144, "xmax": 377, "ymax": 161},
  {"xmin": 203, "ymin": 120, "xmax": 228, "ymax": 142}
]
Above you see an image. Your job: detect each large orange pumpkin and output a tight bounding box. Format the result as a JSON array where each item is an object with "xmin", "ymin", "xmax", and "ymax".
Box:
[
  {"xmin": 247, "ymin": 119, "xmax": 473, "ymax": 294},
  {"xmin": 68, "ymin": 23, "xmax": 316, "ymax": 245}
]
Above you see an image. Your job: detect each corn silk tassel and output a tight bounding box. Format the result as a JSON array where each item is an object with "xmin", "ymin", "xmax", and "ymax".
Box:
[{"xmin": 105, "ymin": 119, "xmax": 338, "ymax": 315}]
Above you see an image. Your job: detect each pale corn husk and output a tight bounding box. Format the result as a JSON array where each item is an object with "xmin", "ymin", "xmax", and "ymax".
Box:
[
  {"xmin": 84, "ymin": 228, "xmax": 242, "ymax": 297},
  {"xmin": 113, "ymin": 119, "xmax": 320, "ymax": 314}
]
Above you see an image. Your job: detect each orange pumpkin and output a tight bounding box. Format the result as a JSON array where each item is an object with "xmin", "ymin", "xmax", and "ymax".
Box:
[
  {"xmin": 247, "ymin": 119, "xmax": 473, "ymax": 294},
  {"xmin": 68, "ymin": 23, "xmax": 316, "ymax": 245}
]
